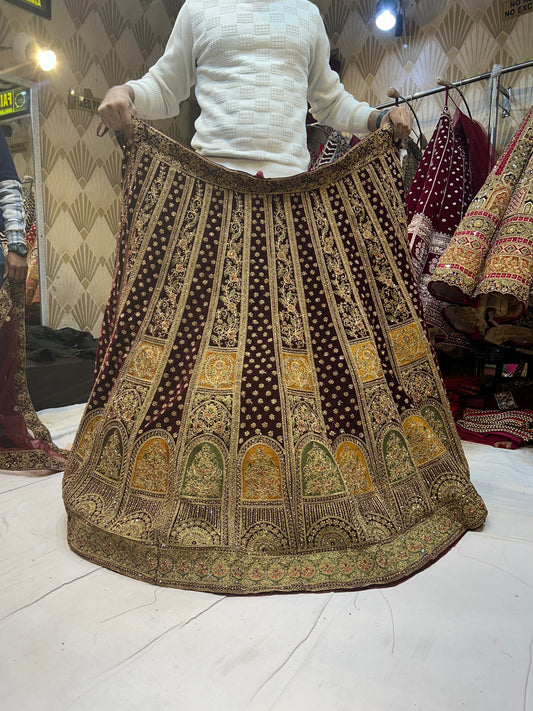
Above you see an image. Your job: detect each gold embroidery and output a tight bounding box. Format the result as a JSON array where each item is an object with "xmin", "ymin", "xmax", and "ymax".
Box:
[
  {"xmin": 336, "ymin": 442, "xmax": 373, "ymax": 495},
  {"xmin": 76, "ymin": 415, "xmax": 103, "ymax": 462},
  {"xmin": 109, "ymin": 384, "xmax": 147, "ymax": 427},
  {"xmin": 131, "ymin": 437, "xmax": 170, "ymax": 494},
  {"xmin": 350, "ymin": 341, "xmax": 383, "ymax": 382},
  {"xmin": 361, "ymin": 220, "xmax": 409, "ymax": 325},
  {"xmin": 403, "ymin": 416, "xmax": 446, "ymax": 466},
  {"xmin": 126, "ymin": 341, "xmax": 165, "ymax": 382},
  {"xmin": 383, "ymin": 430, "xmax": 417, "ymax": 483},
  {"xmin": 290, "ymin": 395, "xmax": 324, "ymax": 442},
  {"xmin": 111, "ymin": 511, "xmax": 152, "ymax": 539},
  {"xmin": 283, "ymin": 353, "xmax": 314, "ymax": 391},
  {"xmin": 366, "ymin": 385, "xmax": 397, "ymax": 433},
  {"xmin": 301, "ymin": 442, "xmax": 346, "ymax": 497},
  {"xmin": 390, "ymin": 322, "xmax": 427, "ymax": 366},
  {"xmin": 212, "ymin": 194, "xmax": 244, "ymax": 348},
  {"xmin": 62, "ymin": 120, "xmax": 487, "ymax": 594},
  {"xmin": 485, "ymin": 185, "xmax": 512, "ymax": 217},
  {"xmin": 188, "ymin": 395, "xmax": 232, "ymax": 444},
  {"xmin": 95, "ymin": 430, "xmax": 123, "ymax": 481},
  {"xmin": 402, "ymin": 363, "xmax": 438, "ymax": 402},
  {"xmin": 198, "ymin": 351, "xmax": 237, "ymax": 389},
  {"xmin": 181, "ymin": 442, "xmax": 224, "ymax": 499},
  {"xmin": 171, "ymin": 521, "xmax": 220, "ymax": 546},
  {"xmin": 126, "ymin": 165, "xmax": 170, "ymax": 281},
  {"xmin": 242, "ymin": 444, "xmax": 283, "ymax": 501},
  {"xmin": 243, "ymin": 523, "xmax": 288, "ymax": 552},
  {"xmin": 149, "ymin": 184, "xmax": 204, "ymax": 338},
  {"xmin": 274, "ymin": 195, "xmax": 305, "ymax": 349},
  {"xmin": 311, "ymin": 191, "xmax": 368, "ymax": 339},
  {"xmin": 421, "ymin": 405, "xmax": 449, "ymax": 445}
]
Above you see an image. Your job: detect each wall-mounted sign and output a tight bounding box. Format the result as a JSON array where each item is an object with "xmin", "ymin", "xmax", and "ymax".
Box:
[
  {"xmin": 502, "ymin": 0, "xmax": 533, "ymax": 19},
  {"xmin": 0, "ymin": 86, "xmax": 30, "ymax": 121},
  {"xmin": 67, "ymin": 89, "xmax": 102, "ymax": 114},
  {"xmin": 5, "ymin": 0, "xmax": 51, "ymax": 20}
]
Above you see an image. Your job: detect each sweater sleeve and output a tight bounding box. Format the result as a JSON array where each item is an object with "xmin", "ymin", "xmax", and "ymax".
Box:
[
  {"xmin": 126, "ymin": 4, "xmax": 196, "ymax": 119},
  {"xmin": 307, "ymin": 13, "xmax": 374, "ymax": 135}
]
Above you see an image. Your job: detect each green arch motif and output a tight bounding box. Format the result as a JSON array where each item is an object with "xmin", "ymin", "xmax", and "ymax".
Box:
[
  {"xmin": 181, "ymin": 442, "xmax": 224, "ymax": 499},
  {"xmin": 95, "ymin": 429, "xmax": 123, "ymax": 481},
  {"xmin": 383, "ymin": 429, "xmax": 417, "ymax": 484},
  {"xmin": 421, "ymin": 405, "xmax": 449, "ymax": 445},
  {"xmin": 301, "ymin": 441, "xmax": 346, "ymax": 498}
]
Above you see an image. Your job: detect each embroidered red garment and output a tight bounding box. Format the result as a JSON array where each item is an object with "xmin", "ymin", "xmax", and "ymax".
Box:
[
  {"xmin": 0, "ymin": 281, "xmax": 68, "ymax": 470},
  {"xmin": 429, "ymin": 108, "xmax": 533, "ymax": 344},
  {"xmin": 456, "ymin": 408, "xmax": 533, "ymax": 449},
  {"xmin": 62, "ymin": 120, "xmax": 487, "ymax": 594},
  {"xmin": 406, "ymin": 107, "xmax": 474, "ymax": 351}
]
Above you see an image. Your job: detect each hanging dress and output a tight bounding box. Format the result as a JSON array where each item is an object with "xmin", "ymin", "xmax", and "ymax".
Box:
[
  {"xmin": 406, "ymin": 106, "xmax": 475, "ymax": 353},
  {"xmin": 62, "ymin": 120, "xmax": 487, "ymax": 594},
  {"xmin": 429, "ymin": 107, "xmax": 533, "ymax": 345}
]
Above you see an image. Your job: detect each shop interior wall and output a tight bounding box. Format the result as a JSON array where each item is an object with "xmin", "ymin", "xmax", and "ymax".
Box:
[
  {"xmin": 1, "ymin": 0, "xmax": 532, "ymax": 337},
  {"xmin": 0, "ymin": 0, "xmax": 189, "ymax": 336},
  {"xmin": 320, "ymin": 0, "xmax": 532, "ymax": 149}
]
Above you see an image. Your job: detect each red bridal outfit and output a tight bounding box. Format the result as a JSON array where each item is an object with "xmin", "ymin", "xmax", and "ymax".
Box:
[{"xmin": 62, "ymin": 121, "xmax": 486, "ymax": 593}]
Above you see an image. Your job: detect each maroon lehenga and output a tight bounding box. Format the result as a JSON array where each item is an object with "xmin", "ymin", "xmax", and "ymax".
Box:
[
  {"xmin": 0, "ymin": 277, "xmax": 68, "ymax": 471},
  {"xmin": 406, "ymin": 107, "xmax": 475, "ymax": 352},
  {"xmin": 62, "ymin": 120, "xmax": 486, "ymax": 594}
]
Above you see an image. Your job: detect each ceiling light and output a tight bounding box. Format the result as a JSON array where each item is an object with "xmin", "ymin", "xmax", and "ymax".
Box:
[{"xmin": 375, "ymin": 0, "xmax": 398, "ymax": 31}]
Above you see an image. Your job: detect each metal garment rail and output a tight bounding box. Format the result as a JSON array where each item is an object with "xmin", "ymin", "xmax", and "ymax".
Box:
[{"xmin": 375, "ymin": 60, "xmax": 533, "ymax": 146}]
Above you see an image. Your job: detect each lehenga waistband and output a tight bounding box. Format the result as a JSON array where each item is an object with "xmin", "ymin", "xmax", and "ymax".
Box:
[{"xmin": 124, "ymin": 118, "xmax": 396, "ymax": 195}]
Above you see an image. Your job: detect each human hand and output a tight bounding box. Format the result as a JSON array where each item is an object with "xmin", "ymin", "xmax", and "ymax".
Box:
[
  {"xmin": 97, "ymin": 85, "xmax": 137, "ymax": 136},
  {"xmin": 5, "ymin": 252, "xmax": 28, "ymax": 282},
  {"xmin": 383, "ymin": 105, "xmax": 413, "ymax": 142}
]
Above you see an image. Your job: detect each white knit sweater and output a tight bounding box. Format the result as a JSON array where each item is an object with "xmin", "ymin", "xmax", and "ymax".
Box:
[{"xmin": 127, "ymin": 0, "xmax": 374, "ymax": 177}]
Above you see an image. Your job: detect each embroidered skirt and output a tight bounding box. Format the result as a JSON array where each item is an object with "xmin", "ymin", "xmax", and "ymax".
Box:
[
  {"xmin": 429, "ymin": 107, "xmax": 533, "ymax": 334},
  {"xmin": 62, "ymin": 120, "xmax": 487, "ymax": 593},
  {"xmin": 0, "ymin": 279, "xmax": 67, "ymax": 471}
]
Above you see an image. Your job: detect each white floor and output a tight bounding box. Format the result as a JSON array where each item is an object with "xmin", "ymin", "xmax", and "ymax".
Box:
[{"xmin": 1, "ymin": 403, "xmax": 532, "ymax": 711}]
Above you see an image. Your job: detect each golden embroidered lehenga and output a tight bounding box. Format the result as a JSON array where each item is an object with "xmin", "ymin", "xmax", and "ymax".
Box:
[
  {"xmin": 62, "ymin": 120, "xmax": 487, "ymax": 593},
  {"xmin": 429, "ymin": 107, "xmax": 533, "ymax": 347}
]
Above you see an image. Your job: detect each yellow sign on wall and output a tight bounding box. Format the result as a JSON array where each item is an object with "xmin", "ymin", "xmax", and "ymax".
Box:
[
  {"xmin": 5, "ymin": 0, "xmax": 51, "ymax": 19},
  {"xmin": 502, "ymin": 0, "xmax": 533, "ymax": 19},
  {"xmin": 0, "ymin": 87, "xmax": 30, "ymax": 119}
]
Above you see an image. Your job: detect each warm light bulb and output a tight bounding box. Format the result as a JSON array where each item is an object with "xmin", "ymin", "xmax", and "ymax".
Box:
[
  {"xmin": 375, "ymin": 9, "xmax": 397, "ymax": 31},
  {"xmin": 37, "ymin": 49, "xmax": 56, "ymax": 72}
]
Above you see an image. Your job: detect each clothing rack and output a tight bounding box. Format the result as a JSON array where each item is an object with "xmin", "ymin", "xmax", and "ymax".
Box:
[{"xmin": 376, "ymin": 60, "xmax": 533, "ymax": 146}]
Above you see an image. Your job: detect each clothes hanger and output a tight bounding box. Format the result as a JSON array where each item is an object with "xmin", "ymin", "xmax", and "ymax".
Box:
[{"xmin": 437, "ymin": 77, "xmax": 473, "ymax": 119}]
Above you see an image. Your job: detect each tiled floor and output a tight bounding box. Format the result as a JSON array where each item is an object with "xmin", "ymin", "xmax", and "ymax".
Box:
[{"xmin": 1, "ymin": 404, "xmax": 532, "ymax": 711}]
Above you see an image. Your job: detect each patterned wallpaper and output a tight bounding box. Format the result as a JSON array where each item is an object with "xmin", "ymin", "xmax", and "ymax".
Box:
[
  {"xmin": 0, "ymin": 0, "xmax": 532, "ymax": 335},
  {"xmin": 321, "ymin": 0, "xmax": 533, "ymax": 148},
  {"xmin": 0, "ymin": 0, "xmax": 188, "ymax": 335}
]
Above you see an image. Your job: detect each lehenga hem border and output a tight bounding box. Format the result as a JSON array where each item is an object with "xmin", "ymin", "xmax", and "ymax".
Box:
[{"xmin": 66, "ymin": 507, "xmax": 479, "ymax": 594}]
